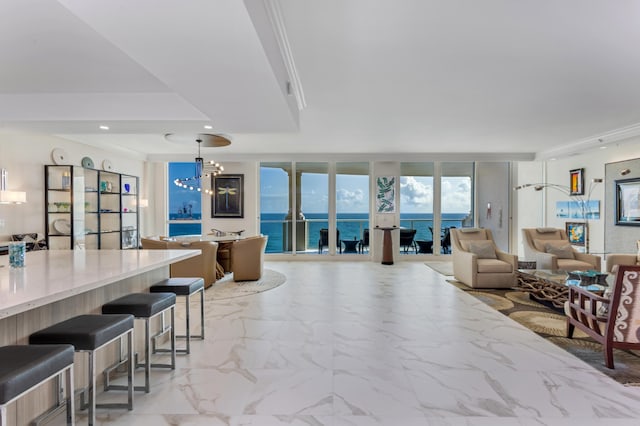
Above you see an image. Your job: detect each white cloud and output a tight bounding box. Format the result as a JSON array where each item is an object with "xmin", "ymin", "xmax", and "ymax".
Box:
[
  {"xmin": 400, "ymin": 176, "xmax": 433, "ymax": 210},
  {"xmin": 337, "ymin": 188, "xmax": 367, "ymax": 212},
  {"xmin": 441, "ymin": 178, "xmax": 471, "ymax": 212}
]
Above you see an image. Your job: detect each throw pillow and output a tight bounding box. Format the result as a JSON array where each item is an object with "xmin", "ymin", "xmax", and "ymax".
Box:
[
  {"xmin": 460, "ymin": 228, "xmax": 481, "ymax": 233},
  {"xmin": 636, "ymin": 240, "xmax": 640, "ymax": 264},
  {"xmin": 465, "ymin": 240, "xmax": 497, "ymax": 259},
  {"xmin": 11, "ymin": 233, "xmax": 47, "ymax": 251},
  {"xmin": 533, "ymin": 239, "xmax": 562, "ymax": 253},
  {"xmin": 536, "ymin": 227, "xmax": 558, "ymax": 234},
  {"xmin": 544, "ymin": 241, "xmax": 575, "ymax": 259}
]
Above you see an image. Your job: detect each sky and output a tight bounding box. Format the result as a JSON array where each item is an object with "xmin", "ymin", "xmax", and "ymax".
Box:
[{"xmin": 169, "ymin": 162, "xmax": 203, "ymax": 218}]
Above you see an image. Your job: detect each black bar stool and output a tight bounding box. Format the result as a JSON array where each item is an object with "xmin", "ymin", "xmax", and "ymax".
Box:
[
  {"xmin": 102, "ymin": 292, "xmax": 176, "ymax": 393},
  {"xmin": 29, "ymin": 314, "xmax": 134, "ymax": 426},
  {"xmin": 150, "ymin": 277, "xmax": 205, "ymax": 354},
  {"xmin": 0, "ymin": 344, "xmax": 75, "ymax": 426}
]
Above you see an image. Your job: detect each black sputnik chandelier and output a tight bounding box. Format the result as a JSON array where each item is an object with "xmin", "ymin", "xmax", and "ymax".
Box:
[{"xmin": 171, "ymin": 134, "xmax": 230, "ymax": 195}]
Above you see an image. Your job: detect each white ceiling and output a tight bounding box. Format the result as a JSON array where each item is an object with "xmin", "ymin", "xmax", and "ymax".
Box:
[{"xmin": 2, "ymin": 0, "xmax": 640, "ymax": 161}]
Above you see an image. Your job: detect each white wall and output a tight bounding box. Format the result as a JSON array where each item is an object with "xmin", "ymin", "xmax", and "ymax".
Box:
[
  {"xmin": 201, "ymin": 161, "xmax": 259, "ymax": 237},
  {"xmin": 0, "ymin": 129, "xmax": 145, "ymax": 239},
  {"xmin": 514, "ymin": 136, "xmax": 640, "ymax": 261},
  {"xmin": 476, "ymin": 162, "xmax": 511, "ymax": 252}
]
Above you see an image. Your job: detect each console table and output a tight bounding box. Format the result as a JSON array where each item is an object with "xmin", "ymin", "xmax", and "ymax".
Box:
[{"xmin": 375, "ymin": 226, "xmax": 397, "ymax": 265}]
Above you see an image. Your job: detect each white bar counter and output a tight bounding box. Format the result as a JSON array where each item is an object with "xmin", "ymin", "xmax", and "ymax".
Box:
[
  {"xmin": 0, "ymin": 249, "xmax": 199, "ymax": 422},
  {"xmin": 0, "ymin": 249, "xmax": 199, "ymax": 352},
  {"xmin": 0, "ymin": 249, "xmax": 198, "ymax": 319}
]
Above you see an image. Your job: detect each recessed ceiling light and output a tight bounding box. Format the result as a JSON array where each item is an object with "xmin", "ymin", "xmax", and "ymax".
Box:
[
  {"xmin": 204, "ymin": 125, "xmax": 213, "ymax": 130},
  {"xmin": 600, "ymin": 146, "xmax": 607, "ymax": 149},
  {"xmin": 549, "ymin": 158, "xmax": 557, "ymax": 161},
  {"xmin": 99, "ymin": 125, "xmax": 109, "ymax": 130}
]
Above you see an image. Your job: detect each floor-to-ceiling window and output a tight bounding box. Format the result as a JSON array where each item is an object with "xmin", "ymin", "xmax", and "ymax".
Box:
[
  {"xmin": 259, "ymin": 162, "xmax": 290, "ymax": 253},
  {"xmin": 400, "ymin": 162, "xmax": 434, "ymax": 254},
  {"xmin": 336, "ymin": 162, "xmax": 370, "ymax": 254},
  {"xmin": 259, "ymin": 160, "xmax": 474, "ymax": 256},
  {"xmin": 167, "ymin": 162, "xmax": 202, "ymax": 236},
  {"xmin": 299, "ymin": 162, "xmax": 329, "ymax": 254},
  {"xmin": 440, "ymin": 162, "xmax": 474, "ymax": 253}
]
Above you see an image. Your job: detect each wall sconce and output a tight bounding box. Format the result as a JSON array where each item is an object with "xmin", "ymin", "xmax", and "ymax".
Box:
[
  {"xmin": 620, "ymin": 168, "xmax": 631, "ymax": 176},
  {"xmin": 0, "ymin": 169, "xmax": 27, "ymax": 204}
]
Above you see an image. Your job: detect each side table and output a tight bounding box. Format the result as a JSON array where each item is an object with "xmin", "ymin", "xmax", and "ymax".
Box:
[{"xmin": 342, "ymin": 239, "xmax": 359, "ymax": 253}]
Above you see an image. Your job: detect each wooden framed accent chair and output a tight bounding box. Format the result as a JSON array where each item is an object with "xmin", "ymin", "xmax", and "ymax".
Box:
[
  {"xmin": 140, "ymin": 237, "xmax": 219, "ymax": 287},
  {"xmin": 522, "ymin": 228, "xmax": 601, "ymax": 271},
  {"xmin": 450, "ymin": 228, "xmax": 517, "ymax": 289},
  {"xmin": 565, "ymin": 265, "xmax": 640, "ymax": 369},
  {"xmin": 231, "ymin": 235, "xmax": 269, "ymax": 281}
]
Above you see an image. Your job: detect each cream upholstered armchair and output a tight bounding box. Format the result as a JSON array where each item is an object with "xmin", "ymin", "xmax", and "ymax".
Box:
[
  {"xmin": 231, "ymin": 235, "xmax": 268, "ymax": 281},
  {"xmin": 605, "ymin": 241, "xmax": 640, "ymax": 272},
  {"xmin": 451, "ymin": 228, "xmax": 517, "ymax": 289},
  {"xmin": 522, "ymin": 228, "xmax": 601, "ymax": 271},
  {"xmin": 141, "ymin": 237, "xmax": 219, "ymax": 288}
]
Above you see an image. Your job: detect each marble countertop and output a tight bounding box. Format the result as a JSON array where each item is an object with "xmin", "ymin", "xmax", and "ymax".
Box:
[{"xmin": 0, "ymin": 249, "xmax": 199, "ymax": 319}]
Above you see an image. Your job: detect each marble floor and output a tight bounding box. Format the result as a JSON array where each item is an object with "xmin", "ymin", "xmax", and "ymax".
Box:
[{"xmin": 89, "ymin": 261, "xmax": 640, "ymax": 425}]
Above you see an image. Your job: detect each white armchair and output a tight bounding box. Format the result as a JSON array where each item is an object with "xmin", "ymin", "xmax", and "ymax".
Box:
[
  {"xmin": 451, "ymin": 228, "xmax": 517, "ymax": 289},
  {"xmin": 522, "ymin": 228, "xmax": 601, "ymax": 271}
]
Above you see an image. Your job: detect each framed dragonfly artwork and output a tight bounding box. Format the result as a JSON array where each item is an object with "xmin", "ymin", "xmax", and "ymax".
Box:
[{"xmin": 212, "ymin": 174, "xmax": 244, "ymax": 218}]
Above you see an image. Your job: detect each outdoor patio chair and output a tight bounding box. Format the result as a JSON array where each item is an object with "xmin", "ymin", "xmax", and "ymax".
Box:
[
  {"xmin": 318, "ymin": 228, "xmax": 341, "ymax": 253},
  {"xmin": 399, "ymin": 228, "xmax": 417, "ymax": 253},
  {"xmin": 359, "ymin": 228, "xmax": 369, "ymax": 253}
]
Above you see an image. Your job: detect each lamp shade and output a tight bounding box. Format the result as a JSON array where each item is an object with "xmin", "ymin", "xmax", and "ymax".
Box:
[{"xmin": 0, "ymin": 190, "xmax": 26, "ymax": 204}]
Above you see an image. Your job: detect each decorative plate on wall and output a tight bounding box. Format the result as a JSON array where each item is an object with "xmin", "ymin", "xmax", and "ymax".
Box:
[
  {"xmin": 102, "ymin": 159, "xmax": 113, "ymax": 171},
  {"xmin": 81, "ymin": 156, "xmax": 95, "ymax": 169},
  {"xmin": 51, "ymin": 148, "xmax": 68, "ymax": 165}
]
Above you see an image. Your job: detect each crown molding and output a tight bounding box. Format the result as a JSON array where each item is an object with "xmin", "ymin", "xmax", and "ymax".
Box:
[
  {"xmin": 536, "ymin": 122, "xmax": 640, "ymax": 160},
  {"xmin": 147, "ymin": 151, "xmax": 535, "ymax": 163},
  {"xmin": 263, "ymin": 0, "xmax": 306, "ymax": 110}
]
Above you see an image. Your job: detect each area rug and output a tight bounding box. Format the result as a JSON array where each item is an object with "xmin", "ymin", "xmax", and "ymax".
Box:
[
  {"xmin": 446, "ymin": 279, "xmax": 640, "ymax": 386},
  {"xmin": 425, "ymin": 261, "xmax": 454, "ymax": 276},
  {"xmin": 207, "ymin": 269, "xmax": 286, "ymax": 300}
]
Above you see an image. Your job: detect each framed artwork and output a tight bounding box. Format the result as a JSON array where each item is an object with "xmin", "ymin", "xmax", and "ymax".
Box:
[
  {"xmin": 566, "ymin": 222, "xmax": 586, "ymax": 246},
  {"xmin": 569, "ymin": 168, "xmax": 584, "ymax": 195},
  {"xmin": 376, "ymin": 176, "xmax": 395, "ymax": 213},
  {"xmin": 212, "ymin": 174, "xmax": 244, "ymax": 218},
  {"xmin": 555, "ymin": 200, "xmax": 600, "ymax": 219},
  {"xmin": 615, "ymin": 177, "xmax": 640, "ymax": 226}
]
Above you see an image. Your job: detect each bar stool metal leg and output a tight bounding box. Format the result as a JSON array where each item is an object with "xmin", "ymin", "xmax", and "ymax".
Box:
[{"xmin": 150, "ymin": 278, "xmax": 205, "ymax": 355}]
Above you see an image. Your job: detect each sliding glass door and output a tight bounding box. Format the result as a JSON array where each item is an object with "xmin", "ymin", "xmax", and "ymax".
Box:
[
  {"xmin": 336, "ymin": 162, "xmax": 370, "ymax": 254},
  {"xmin": 400, "ymin": 162, "xmax": 434, "ymax": 254}
]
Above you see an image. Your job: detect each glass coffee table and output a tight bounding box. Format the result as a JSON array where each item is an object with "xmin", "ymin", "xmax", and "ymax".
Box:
[{"xmin": 516, "ymin": 269, "xmax": 610, "ymax": 309}]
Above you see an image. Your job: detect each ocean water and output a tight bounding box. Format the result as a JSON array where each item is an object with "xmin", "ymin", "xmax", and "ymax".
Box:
[
  {"xmin": 169, "ymin": 213, "xmax": 202, "ymax": 236},
  {"xmin": 260, "ymin": 213, "xmax": 467, "ymax": 253},
  {"xmin": 166, "ymin": 212, "xmax": 468, "ymax": 252}
]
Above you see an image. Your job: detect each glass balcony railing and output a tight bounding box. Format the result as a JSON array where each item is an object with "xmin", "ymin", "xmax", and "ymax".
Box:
[{"xmin": 260, "ymin": 216, "xmax": 468, "ymax": 254}]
